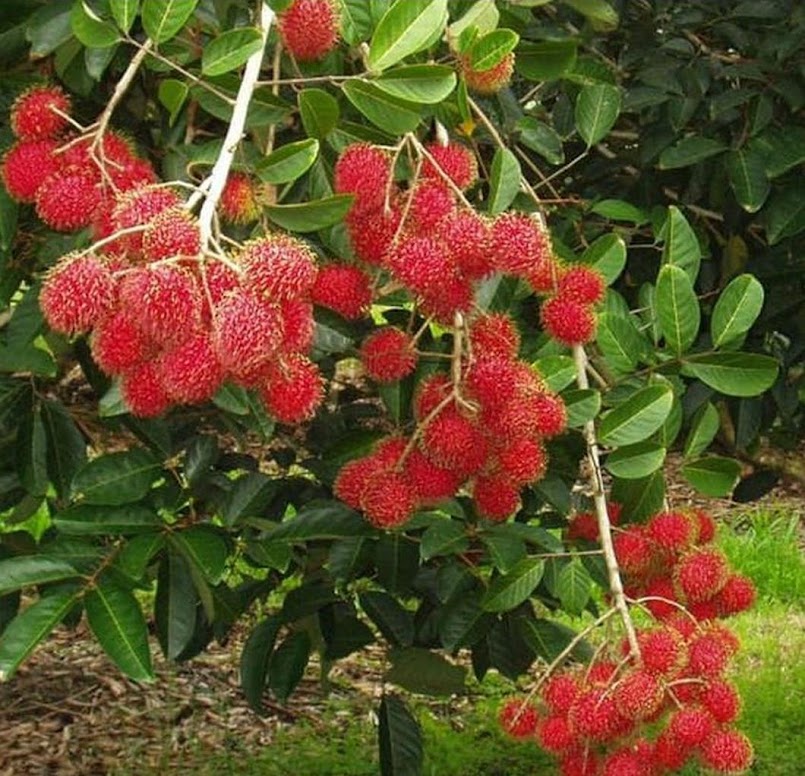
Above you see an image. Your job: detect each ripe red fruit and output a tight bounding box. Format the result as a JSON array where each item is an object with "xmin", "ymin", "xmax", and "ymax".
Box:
[
  {"xmin": 542, "ymin": 674, "xmax": 581, "ymax": 715},
  {"xmin": 536, "ymin": 715, "xmax": 576, "ymax": 754},
  {"xmin": 461, "ymin": 52, "xmax": 515, "ymax": 95},
  {"xmin": 360, "ymin": 471, "xmax": 416, "ymax": 529},
  {"xmin": 668, "ymin": 706, "xmax": 716, "ymax": 748},
  {"xmin": 11, "ymin": 85, "xmax": 70, "ymax": 141},
  {"xmin": 653, "ymin": 728, "xmax": 689, "ymax": 770},
  {"xmin": 497, "ymin": 438, "xmax": 547, "ymax": 485},
  {"xmin": 469, "ymin": 314, "xmax": 520, "ymax": 360},
  {"xmin": 334, "ymin": 456, "xmax": 384, "ymax": 511},
  {"xmin": 219, "ymin": 171, "xmax": 260, "ymax": 224},
  {"xmin": 311, "ymin": 264, "xmax": 372, "ymax": 319},
  {"xmin": 61, "ymin": 131, "xmax": 134, "ymax": 171},
  {"xmin": 159, "ymin": 333, "xmax": 223, "ymax": 404},
  {"xmin": 279, "ymin": 299, "xmax": 315, "ymax": 353},
  {"xmin": 410, "ymin": 180, "xmax": 456, "ymax": 232},
  {"xmin": 525, "ymin": 257, "xmax": 562, "ymax": 294},
  {"xmin": 559, "ymin": 748, "xmax": 601, "ymax": 776},
  {"xmin": 335, "ymin": 144, "xmax": 390, "ymax": 215},
  {"xmin": 109, "ymin": 156, "xmax": 158, "ymax": 192},
  {"xmin": 260, "ymin": 354, "xmax": 323, "ymax": 424},
  {"xmin": 423, "ymin": 142, "xmax": 478, "ymax": 190},
  {"xmin": 361, "ymin": 328, "xmax": 417, "ymax": 383},
  {"xmin": 1, "ymin": 139, "xmax": 59, "ymax": 202},
  {"xmin": 716, "ymin": 574, "xmax": 756, "ymax": 616},
  {"xmin": 568, "ymin": 688, "xmax": 625, "ymax": 743},
  {"xmin": 241, "ymin": 235, "xmax": 318, "ymax": 302},
  {"xmin": 612, "ymin": 670, "xmax": 664, "ymax": 720},
  {"xmin": 587, "ymin": 660, "xmax": 618, "ymax": 686},
  {"xmin": 198, "ymin": 260, "xmax": 242, "ymax": 318},
  {"xmin": 491, "ymin": 213, "xmax": 551, "ymax": 277},
  {"xmin": 403, "ymin": 449, "xmax": 460, "ymax": 506},
  {"xmin": 613, "ymin": 527, "xmax": 654, "ymax": 577},
  {"xmin": 387, "ymin": 235, "xmax": 451, "ymax": 295},
  {"xmin": 642, "ymin": 576, "xmax": 680, "ymax": 620},
  {"xmin": 91, "ymin": 312, "xmax": 152, "ymax": 375},
  {"xmin": 212, "ymin": 293, "xmax": 284, "ymax": 377},
  {"xmin": 413, "ymin": 373, "xmax": 452, "ymax": 422},
  {"xmin": 120, "ymin": 265, "xmax": 203, "ymax": 346},
  {"xmin": 675, "ymin": 547, "xmax": 729, "ymax": 603},
  {"xmin": 499, "ymin": 698, "xmax": 539, "ymax": 738},
  {"xmin": 700, "ymin": 730, "xmax": 754, "ymax": 773},
  {"xmin": 422, "ymin": 407, "xmax": 484, "ymax": 471},
  {"xmin": 567, "ymin": 512, "xmax": 599, "ymax": 543},
  {"xmin": 113, "ymin": 186, "xmax": 182, "ymax": 258},
  {"xmin": 557, "ymin": 266, "xmax": 606, "ymax": 305},
  {"xmin": 121, "ymin": 361, "xmax": 171, "ymax": 418},
  {"xmin": 419, "ymin": 274, "xmax": 474, "ymax": 324},
  {"xmin": 472, "ymin": 475, "xmax": 520, "ymax": 521},
  {"xmin": 601, "ymin": 746, "xmax": 655, "ymax": 776},
  {"xmin": 540, "ymin": 296, "xmax": 597, "ymax": 346},
  {"xmin": 346, "ymin": 206, "xmax": 401, "ymax": 265},
  {"xmin": 36, "ymin": 168, "xmax": 101, "ymax": 231},
  {"xmin": 40, "ymin": 253, "xmax": 116, "ymax": 335},
  {"xmin": 636, "ymin": 627, "xmax": 686, "ymax": 677},
  {"xmin": 532, "ymin": 392, "xmax": 568, "ymax": 437},
  {"xmin": 277, "ymin": 0, "xmax": 339, "ymax": 62},
  {"xmin": 688, "ymin": 631, "xmax": 732, "ymax": 677},
  {"xmin": 440, "ymin": 211, "xmax": 494, "ymax": 279},
  {"xmin": 646, "ymin": 510, "xmax": 697, "ymax": 555},
  {"xmin": 142, "ymin": 208, "xmax": 201, "ymax": 262},
  {"xmin": 701, "ymin": 679, "xmax": 741, "ymax": 724},
  {"xmin": 691, "ymin": 508, "xmax": 717, "ymax": 544}
]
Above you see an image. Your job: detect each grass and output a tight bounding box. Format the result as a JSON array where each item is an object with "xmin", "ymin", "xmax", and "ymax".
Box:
[{"xmin": 133, "ymin": 505, "xmax": 804, "ymax": 775}]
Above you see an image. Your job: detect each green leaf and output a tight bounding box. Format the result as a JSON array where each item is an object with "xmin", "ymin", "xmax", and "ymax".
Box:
[
  {"xmin": 606, "ymin": 441, "xmax": 666, "ymax": 479},
  {"xmin": 0, "ymin": 557, "xmax": 79, "ymax": 596},
  {"xmin": 596, "ymin": 312, "xmax": 652, "ymax": 373},
  {"xmin": 481, "ymin": 557, "xmax": 545, "ymax": 612},
  {"xmin": 193, "ymin": 81, "xmax": 289, "ymax": 128},
  {"xmin": 256, "ymin": 138, "xmax": 319, "ymax": 184},
  {"xmin": 683, "ymin": 402, "xmax": 719, "ymax": 459},
  {"xmin": 71, "ymin": 1, "xmax": 120, "ymax": 48},
  {"xmin": 41, "ymin": 399, "xmax": 86, "ymax": 500},
  {"xmin": 27, "ymin": 1, "xmax": 74, "ymax": 58},
  {"xmin": 378, "ymin": 695, "xmax": 423, "ymax": 776},
  {"xmin": 359, "ymin": 591, "xmax": 414, "ymax": 647},
  {"xmin": 110, "ymin": 0, "xmax": 138, "ymax": 32},
  {"xmin": 221, "ymin": 472, "xmax": 278, "ymax": 525},
  {"xmin": 763, "ymin": 182, "xmax": 805, "ymax": 244},
  {"xmin": 71, "ymin": 449, "xmax": 159, "ymax": 505},
  {"xmin": 53, "ymin": 504, "xmax": 161, "ymax": 535},
  {"xmin": 448, "ymin": 0, "xmax": 499, "ymax": 43},
  {"xmin": 268, "ymin": 631, "xmax": 310, "ymax": 703},
  {"xmin": 240, "ymin": 615, "xmax": 282, "ymax": 712},
  {"xmin": 321, "ymin": 608, "xmax": 374, "ymax": 660},
  {"xmin": 169, "ymin": 526, "xmax": 228, "ymax": 585},
  {"xmin": 726, "ymin": 149, "xmax": 770, "ymax": 213},
  {"xmin": 534, "ymin": 355, "xmax": 576, "ymax": 392},
  {"xmin": 682, "ymin": 456, "xmax": 741, "ymax": 497},
  {"xmin": 562, "ymin": 0, "xmax": 619, "ymax": 30},
  {"xmin": 590, "ymin": 199, "xmax": 648, "ymax": 223},
  {"xmin": 488, "ymin": 147, "xmax": 521, "ymax": 215},
  {"xmin": 420, "ymin": 520, "xmax": 468, "ymax": 560},
  {"xmin": 115, "ymin": 533, "xmax": 164, "ymax": 581},
  {"xmin": 516, "ymin": 39, "xmax": 577, "ymax": 81},
  {"xmin": 265, "ymin": 194, "xmax": 354, "ymax": 233},
  {"xmin": 0, "ymin": 187, "xmax": 19, "ymax": 254},
  {"xmin": 611, "ymin": 470, "xmax": 665, "ymax": 520},
  {"xmin": 682, "ymin": 353, "xmax": 779, "ymax": 397},
  {"xmin": 0, "ymin": 343, "xmax": 56, "ymax": 376},
  {"xmin": 342, "ymin": 80, "xmax": 421, "ymax": 135},
  {"xmin": 385, "ymin": 647, "xmax": 466, "ymax": 696},
  {"xmin": 368, "ymin": 0, "xmax": 447, "ymax": 72},
  {"xmin": 658, "ymin": 137, "xmax": 727, "ymax": 169},
  {"xmin": 516, "ymin": 117, "xmax": 564, "ymax": 165},
  {"xmin": 0, "ymin": 589, "xmax": 77, "ymax": 681},
  {"xmin": 580, "ymin": 233, "xmax": 626, "ymax": 284},
  {"xmin": 520, "ymin": 618, "xmax": 594, "ymax": 663},
  {"xmin": 655, "ymin": 264, "xmax": 700, "ymax": 355},
  {"xmin": 468, "ymin": 28, "xmax": 519, "ymax": 71},
  {"xmin": 141, "ymin": 0, "xmax": 197, "ymax": 43},
  {"xmin": 660, "ymin": 206, "xmax": 701, "ymax": 282},
  {"xmin": 85, "ymin": 579, "xmax": 153, "ymax": 681},
  {"xmin": 373, "ymin": 64, "xmax": 456, "ymax": 104},
  {"xmin": 481, "ymin": 531, "xmax": 526, "ymax": 574},
  {"xmin": 264, "ymin": 503, "xmax": 372, "ymax": 542},
  {"xmin": 338, "ymin": 0, "xmax": 373, "ymax": 46},
  {"xmin": 299, "ymin": 88, "xmax": 340, "ymax": 139},
  {"xmin": 212, "ymin": 382, "xmax": 250, "ymax": 415},
  {"xmin": 563, "ymin": 388, "xmax": 601, "ymax": 428},
  {"xmin": 749, "ymin": 126, "xmax": 805, "ymax": 178},
  {"xmin": 599, "ymin": 384, "xmax": 674, "ymax": 447},
  {"xmin": 574, "ymin": 83, "xmax": 621, "ymax": 146},
  {"xmin": 157, "ymin": 78, "xmax": 188, "ymax": 124},
  {"xmin": 202, "ymin": 27, "xmax": 263, "ymax": 76},
  {"xmin": 556, "ymin": 559, "xmax": 593, "ymax": 615},
  {"xmin": 711, "ymin": 274, "xmax": 764, "ymax": 348},
  {"xmin": 155, "ymin": 551, "xmax": 197, "ymax": 660},
  {"xmin": 19, "ymin": 405, "xmax": 48, "ymax": 497}
]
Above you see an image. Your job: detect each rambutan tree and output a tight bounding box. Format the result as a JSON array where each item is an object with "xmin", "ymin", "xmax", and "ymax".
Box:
[{"xmin": 0, "ymin": 0, "xmax": 797, "ymax": 773}]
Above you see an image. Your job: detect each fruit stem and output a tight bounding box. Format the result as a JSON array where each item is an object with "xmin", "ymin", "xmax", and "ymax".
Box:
[
  {"xmin": 573, "ymin": 344, "xmax": 641, "ymax": 659},
  {"xmin": 197, "ymin": 1, "xmax": 274, "ymax": 249}
]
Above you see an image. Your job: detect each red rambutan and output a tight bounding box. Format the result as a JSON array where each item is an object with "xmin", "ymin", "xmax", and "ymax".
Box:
[
  {"xmin": 532, "ymin": 391, "xmax": 568, "ymax": 437},
  {"xmin": 461, "ymin": 52, "xmax": 515, "ymax": 95},
  {"xmin": 642, "ymin": 576, "xmax": 680, "ymax": 620},
  {"xmin": 421, "ymin": 407, "xmax": 484, "ymax": 471},
  {"xmin": 410, "ymin": 180, "xmax": 456, "ymax": 233},
  {"xmin": 403, "ymin": 449, "xmax": 460, "ymax": 506},
  {"xmin": 691, "ymin": 508, "xmax": 717, "ymax": 544},
  {"xmin": 279, "ymin": 299, "xmax": 315, "ymax": 353},
  {"xmin": 540, "ymin": 296, "xmax": 597, "ymax": 346},
  {"xmin": 91, "ymin": 311, "xmax": 152, "ymax": 374},
  {"xmin": 141, "ymin": 208, "xmax": 200, "ymax": 262},
  {"xmin": 568, "ymin": 688, "xmax": 626, "ymax": 743},
  {"xmin": 10, "ymin": 85, "xmax": 71, "ymax": 141},
  {"xmin": 311, "ymin": 263, "xmax": 372, "ymax": 319},
  {"xmin": 613, "ymin": 527, "xmax": 654, "ymax": 577},
  {"xmin": 334, "ymin": 456, "xmax": 384, "ymax": 511},
  {"xmin": 36, "ymin": 168, "xmax": 101, "ymax": 231},
  {"xmin": 418, "ymin": 274, "xmax": 474, "ymax": 324},
  {"xmin": 121, "ymin": 361, "xmax": 171, "ymax": 418},
  {"xmin": 219, "ymin": 171, "xmax": 261, "ymax": 224},
  {"xmin": 536, "ymin": 715, "xmax": 577, "ymax": 754},
  {"xmin": 559, "ymin": 748, "xmax": 601, "ymax": 776},
  {"xmin": 360, "ymin": 327, "xmax": 417, "ymax": 383},
  {"xmin": 468, "ymin": 313, "xmax": 520, "ymax": 359},
  {"xmin": 346, "ymin": 206, "xmax": 401, "ymax": 265},
  {"xmin": 277, "ymin": 0, "xmax": 339, "ymax": 62},
  {"xmin": 472, "ymin": 474, "xmax": 520, "ymax": 521},
  {"xmin": 159, "ymin": 333, "xmax": 224, "ymax": 404},
  {"xmin": 241, "ymin": 235, "xmax": 318, "ymax": 302},
  {"xmin": 653, "ymin": 728, "xmax": 689, "ymax": 771},
  {"xmin": 360, "ymin": 470, "xmax": 416, "ymax": 529},
  {"xmin": 716, "ymin": 574, "xmax": 756, "ymax": 617},
  {"xmin": 413, "ymin": 373, "xmax": 452, "ymax": 422},
  {"xmin": 113, "ymin": 186, "xmax": 182, "ymax": 258},
  {"xmin": 499, "ymin": 698, "xmax": 539, "ymax": 739},
  {"xmin": 1, "ymin": 139, "xmax": 59, "ymax": 202},
  {"xmin": 700, "ymin": 730, "xmax": 754, "ymax": 774},
  {"xmin": 541, "ymin": 673, "xmax": 581, "ymax": 715},
  {"xmin": 668, "ymin": 706, "xmax": 716, "ymax": 748},
  {"xmin": 440, "ymin": 210, "xmax": 494, "ymax": 279},
  {"xmin": 525, "ymin": 257, "xmax": 563, "ymax": 294},
  {"xmin": 259, "ymin": 354, "xmax": 323, "ymax": 424},
  {"xmin": 613, "ymin": 670, "xmax": 664, "ymax": 721},
  {"xmin": 687, "ymin": 631, "xmax": 733, "ymax": 677},
  {"xmin": 335, "ymin": 143, "xmax": 390, "ymax": 215},
  {"xmin": 701, "ymin": 679, "xmax": 742, "ymax": 724},
  {"xmin": 675, "ymin": 548, "xmax": 729, "ymax": 603},
  {"xmin": 496, "ymin": 437, "xmax": 547, "ymax": 485},
  {"xmin": 491, "ymin": 212, "xmax": 551, "ymax": 277},
  {"xmin": 601, "ymin": 745, "xmax": 655, "ymax": 776},
  {"xmin": 646, "ymin": 510, "xmax": 697, "ymax": 556},
  {"xmin": 422, "ymin": 142, "xmax": 478, "ymax": 190},
  {"xmin": 557, "ymin": 266, "xmax": 606, "ymax": 305},
  {"xmin": 386, "ymin": 235, "xmax": 452, "ymax": 295}
]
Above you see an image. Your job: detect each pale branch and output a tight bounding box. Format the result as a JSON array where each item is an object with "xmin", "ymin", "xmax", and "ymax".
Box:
[
  {"xmin": 573, "ymin": 344, "xmax": 641, "ymax": 658},
  {"xmin": 197, "ymin": 1, "xmax": 274, "ymax": 249}
]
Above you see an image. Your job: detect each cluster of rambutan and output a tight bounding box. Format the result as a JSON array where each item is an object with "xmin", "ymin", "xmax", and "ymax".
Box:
[
  {"xmin": 334, "ymin": 140, "xmax": 604, "ymax": 344},
  {"xmin": 568, "ymin": 507, "xmax": 757, "ymax": 623},
  {"xmin": 499, "ymin": 612, "xmax": 754, "ymax": 774},
  {"xmin": 334, "ymin": 311, "xmax": 569, "ymax": 528}
]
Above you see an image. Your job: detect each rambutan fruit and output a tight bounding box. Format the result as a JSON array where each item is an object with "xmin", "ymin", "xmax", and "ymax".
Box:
[
  {"xmin": 91, "ymin": 311, "xmax": 152, "ymax": 374},
  {"xmin": 586, "ymin": 660, "xmax": 618, "ymax": 686},
  {"xmin": 109, "ymin": 156, "xmax": 158, "ymax": 192},
  {"xmin": 613, "ymin": 527, "xmax": 654, "ymax": 577},
  {"xmin": 311, "ymin": 263, "xmax": 372, "ymax": 319},
  {"xmin": 360, "ymin": 327, "xmax": 416, "ymax": 383},
  {"xmin": 61, "ymin": 131, "xmax": 135, "ymax": 171},
  {"xmin": 687, "ymin": 631, "xmax": 733, "ymax": 677},
  {"xmin": 1, "ymin": 139, "xmax": 59, "ymax": 202},
  {"xmin": 159, "ymin": 333, "xmax": 223, "ymax": 404},
  {"xmin": 688, "ymin": 599, "xmax": 720, "ymax": 621},
  {"xmin": 525, "ymin": 257, "xmax": 562, "ymax": 294},
  {"xmin": 259, "ymin": 354, "xmax": 323, "ymax": 424},
  {"xmin": 334, "ymin": 456, "xmax": 384, "ymax": 511},
  {"xmin": 410, "ymin": 180, "xmax": 456, "ymax": 233},
  {"xmin": 141, "ymin": 208, "xmax": 201, "ymax": 262},
  {"xmin": 567, "ymin": 512, "xmax": 599, "ymax": 543},
  {"xmin": 219, "ymin": 171, "xmax": 261, "ymax": 224},
  {"xmin": 540, "ymin": 296, "xmax": 597, "ymax": 346},
  {"xmin": 601, "ymin": 745, "xmax": 655, "ymax": 776},
  {"xmin": 536, "ymin": 715, "xmax": 576, "ymax": 754},
  {"xmin": 557, "ymin": 266, "xmax": 606, "ymax": 305},
  {"xmin": 612, "ymin": 670, "xmax": 664, "ymax": 720},
  {"xmin": 39, "ymin": 253, "xmax": 116, "ymax": 335},
  {"xmin": 653, "ymin": 729, "xmax": 689, "ymax": 771},
  {"xmin": 472, "ymin": 474, "xmax": 520, "ymax": 521},
  {"xmin": 460, "ymin": 52, "xmax": 515, "ymax": 95},
  {"xmin": 440, "ymin": 211, "xmax": 494, "ymax": 279},
  {"xmin": 403, "ymin": 449, "xmax": 460, "ymax": 506},
  {"xmin": 335, "ymin": 143, "xmax": 390, "ymax": 215},
  {"xmin": 667, "ymin": 706, "xmax": 716, "ymax": 748},
  {"xmin": 715, "ymin": 574, "xmax": 756, "ymax": 617},
  {"xmin": 674, "ymin": 548, "xmax": 729, "ymax": 603},
  {"xmin": 700, "ymin": 730, "xmax": 754, "ymax": 774},
  {"xmin": 36, "ymin": 168, "xmax": 101, "ymax": 231},
  {"xmin": 413, "ymin": 373, "xmax": 452, "ymax": 422},
  {"xmin": 421, "ymin": 407, "xmax": 484, "ymax": 471},
  {"xmin": 120, "ymin": 265, "xmax": 202, "ymax": 346},
  {"xmin": 212, "ymin": 292, "xmax": 284, "ymax": 377},
  {"xmin": 498, "ymin": 698, "xmax": 539, "ymax": 739},
  {"xmin": 468, "ymin": 314, "xmax": 520, "ymax": 360},
  {"xmin": 532, "ymin": 391, "xmax": 568, "ymax": 437},
  {"xmin": 568, "ymin": 688, "xmax": 625, "ymax": 743},
  {"xmin": 121, "ymin": 361, "xmax": 171, "ymax": 418},
  {"xmin": 642, "ymin": 576, "xmax": 680, "ymax": 620},
  {"xmin": 277, "ymin": 0, "xmax": 340, "ymax": 62},
  {"xmin": 490, "ymin": 213, "xmax": 551, "ymax": 277},
  {"xmin": 279, "ymin": 299, "xmax": 315, "ymax": 353},
  {"xmin": 701, "ymin": 679, "xmax": 741, "ymax": 724},
  {"xmin": 241, "ymin": 234, "xmax": 318, "ymax": 302},
  {"xmin": 10, "ymin": 84, "xmax": 71, "ymax": 141},
  {"xmin": 541, "ymin": 673, "xmax": 581, "ymax": 715},
  {"xmin": 646, "ymin": 510, "xmax": 697, "ymax": 556},
  {"xmin": 691, "ymin": 508, "xmax": 717, "ymax": 544},
  {"xmin": 497, "ymin": 437, "xmax": 547, "ymax": 485},
  {"xmin": 386, "ymin": 235, "xmax": 451, "ymax": 295},
  {"xmin": 559, "ymin": 748, "xmax": 601, "ymax": 776},
  {"xmin": 422, "ymin": 142, "xmax": 478, "ymax": 190},
  {"xmin": 419, "ymin": 274, "xmax": 474, "ymax": 324},
  {"xmin": 197, "ymin": 260, "xmax": 242, "ymax": 318},
  {"xmin": 360, "ymin": 470, "xmax": 416, "ymax": 529},
  {"xmin": 346, "ymin": 206, "xmax": 401, "ymax": 265},
  {"xmin": 113, "ymin": 186, "xmax": 182, "ymax": 258}
]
